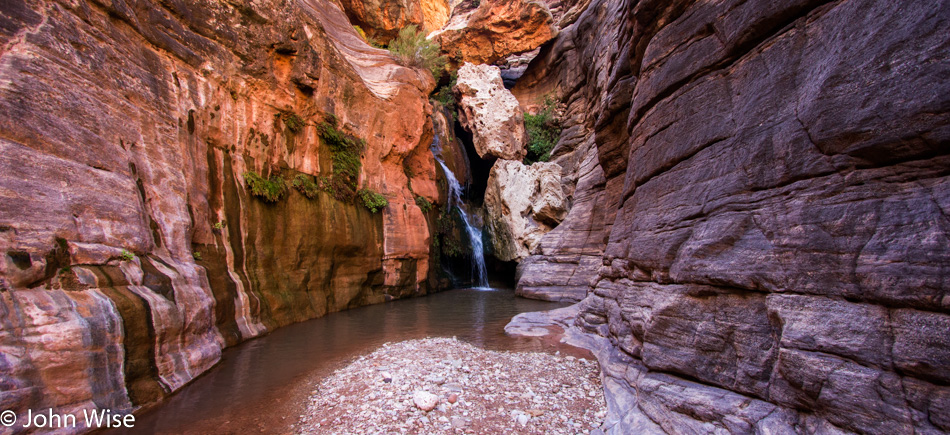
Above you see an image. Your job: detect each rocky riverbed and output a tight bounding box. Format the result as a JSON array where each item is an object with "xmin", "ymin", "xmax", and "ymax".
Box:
[{"xmin": 296, "ymin": 337, "xmax": 606, "ymax": 434}]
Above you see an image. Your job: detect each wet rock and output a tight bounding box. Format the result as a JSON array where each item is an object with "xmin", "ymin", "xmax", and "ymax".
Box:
[
  {"xmin": 455, "ymin": 63, "xmax": 527, "ymax": 161},
  {"xmin": 484, "ymin": 160, "xmax": 566, "ymax": 262}
]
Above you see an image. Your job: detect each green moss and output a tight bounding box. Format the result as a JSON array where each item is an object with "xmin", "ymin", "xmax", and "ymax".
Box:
[
  {"xmin": 415, "ymin": 195, "xmax": 433, "ymax": 213},
  {"xmin": 120, "ymin": 250, "xmax": 136, "ymax": 262},
  {"xmin": 523, "ymin": 95, "xmax": 562, "ymax": 165},
  {"xmin": 192, "ymin": 251, "xmax": 202, "ymax": 261},
  {"xmin": 213, "ymin": 221, "xmax": 225, "ymax": 230},
  {"xmin": 436, "ymin": 209, "xmax": 465, "ymax": 258},
  {"xmin": 243, "ymin": 171, "xmax": 287, "ymax": 202},
  {"xmin": 358, "ymin": 189, "xmax": 388, "ymax": 213},
  {"xmin": 432, "ymin": 73, "xmax": 458, "ymax": 119},
  {"xmin": 280, "ymin": 111, "xmax": 305, "ymax": 134},
  {"xmin": 388, "ymin": 25, "xmax": 447, "ymax": 78},
  {"xmin": 317, "ymin": 117, "xmax": 366, "ymax": 202},
  {"xmin": 292, "ymin": 174, "xmax": 321, "ymax": 200}
]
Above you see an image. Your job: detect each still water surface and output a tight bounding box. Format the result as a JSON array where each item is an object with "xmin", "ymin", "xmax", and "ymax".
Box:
[{"xmin": 106, "ymin": 288, "xmax": 569, "ymax": 434}]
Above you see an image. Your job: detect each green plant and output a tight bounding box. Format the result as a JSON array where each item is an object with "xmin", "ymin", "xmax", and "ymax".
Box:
[
  {"xmin": 292, "ymin": 174, "xmax": 321, "ymax": 199},
  {"xmin": 523, "ymin": 95, "xmax": 562, "ymax": 164},
  {"xmin": 193, "ymin": 251, "xmax": 202, "ymax": 261},
  {"xmin": 317, "ymin": 117, "xmax": 366, "ymax": 202},
  {"xmin": 436, "ymin": 209, "xmax": 465, "ymax": 258},
  {"xmin": 415, "ymin": 195, "xmax": 433, "ymax": 213},
  {"xmin": 354, "ymin": 25, "xmax": 367, "ymax": 41},
  {"xmin": 432, "ymin": 73, "xmax": 458, "ymax": 119},
  {"xmin": 388, "ymin": 25, "xmax": 446, "ymax": 78},
  {"xmin": 280, "ymin": 111, "xmax": 305, "ymax": 134},
  {"xmin": 120, "ymin": 250, "xmax": 136, "ymax": 262},
  {"xmin": 213, "ymin": 221, "xmax": 225, "ymax": 230},
  {"xmin": 243, "ymin": 171, "xmax": 288, "ymax": 202},
  {"xmin": 358, "ymin": 188, "xmax": 388, "ymax": 213}
]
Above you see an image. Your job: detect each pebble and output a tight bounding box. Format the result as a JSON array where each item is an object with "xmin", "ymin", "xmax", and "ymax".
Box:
[
  {"xmin": 447, "ymin": 393, "xmax": 458, "ymax": 404},
  {"xmin": 413, "ymin": 391, "xmax": 438, "ymax": 411}
]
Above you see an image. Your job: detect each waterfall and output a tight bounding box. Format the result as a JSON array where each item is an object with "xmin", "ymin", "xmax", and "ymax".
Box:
[{"xmin": 431, "ymin": 121, "xmax": 490, "ymax": 289}]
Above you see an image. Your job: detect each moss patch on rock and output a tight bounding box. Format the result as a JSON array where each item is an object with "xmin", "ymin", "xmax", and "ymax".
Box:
[{"xmin": 243, "ymin": 171, "xmax": 288, "ymax": 203}]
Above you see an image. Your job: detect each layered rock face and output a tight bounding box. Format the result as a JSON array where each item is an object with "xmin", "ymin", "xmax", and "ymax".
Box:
[
  {"xmin": 455, "ymin": 63, "xmax": 527, "ymax": 161},
  {"xmin": 339, "ymin": 0, "xmax": 450, "ymax": 41},
  {"xmin": 434, "ymin": 0, "xmax": 558, "ymax": 66},
  {"xmin": 0, "ymin": 0, "xmax": 437, "ymax": 424},
  {"xmin": 484, "ymin": 160, "xmax": 567, "ymax": 262},
  {"xmin": 516, "ymin": 0, "xmax": 950, "ymax": 432}
]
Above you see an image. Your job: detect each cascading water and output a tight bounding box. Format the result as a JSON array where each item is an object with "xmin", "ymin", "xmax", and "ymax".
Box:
[{"xmin": 431, "ymin": 122, "xmax": 490, "ymax": 289}]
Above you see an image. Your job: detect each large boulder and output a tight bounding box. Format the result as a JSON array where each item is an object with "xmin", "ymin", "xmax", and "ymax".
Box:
[
  {"xmin": 484, "ymin": 160, "xmax": 567, "ymax": 262},
  {"xmin": 455, "ymin": 63, "xmax": 527, "ymax": 161},
  {"xmin": 434, "ymin": 0, "xmax": 558, "ymax": 66}
]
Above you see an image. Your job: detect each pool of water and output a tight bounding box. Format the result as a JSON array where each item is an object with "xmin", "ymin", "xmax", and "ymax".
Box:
[{"xmin": 104, "ymin": 288, "xmax": 570, "ymax": 434}]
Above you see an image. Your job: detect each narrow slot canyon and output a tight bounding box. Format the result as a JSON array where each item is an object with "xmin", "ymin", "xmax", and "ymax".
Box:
[{"xmin": 0, "ymin": 0, "xmax": 947, "ymax": 434}]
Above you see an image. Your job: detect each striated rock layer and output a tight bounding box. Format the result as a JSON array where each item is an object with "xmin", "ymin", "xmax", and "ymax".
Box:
[
  {"xmin": 0, "ymin": 0, "xmax": 439, "ymax": 426},
  {"xmin": 515, "ymin": 0, "xmax": 950, "ymax": 432}
]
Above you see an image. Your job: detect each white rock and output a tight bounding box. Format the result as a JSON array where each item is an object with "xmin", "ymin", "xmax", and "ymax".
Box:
[
  {"xmin": 517, "ymin": 414, "xmax": 530, "ymax": 426},
  {"xmin": 455, "ymin": 63, "xmax": 527, "ymax": 161},
  {"xmin": 413, "ymin": 391, "xmax": 439, "ymax": 412},
  {"xmin": 484, "ymin": 159, "xmax": 567, "ymax": 261}
]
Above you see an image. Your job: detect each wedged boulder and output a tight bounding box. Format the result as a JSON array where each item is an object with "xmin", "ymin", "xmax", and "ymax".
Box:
[
  {"xmin": 484, "ymin": 160, "xmax": 567, "ymax": 262},
  {"xmin": 434, "ymin": 0, "xmax": 558, "ymax": 66},
  {"xmin": 455, "ymin": 63, "xmax": 527, "ymax": 160}
]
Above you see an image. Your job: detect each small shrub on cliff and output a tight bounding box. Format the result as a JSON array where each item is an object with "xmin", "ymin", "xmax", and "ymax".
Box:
[
  {"xmin": 523, "ymin": 95, "xmax": 562, "ymax": 165},
  {"xmin": 415, "ymin": 195, "xmax": 433, "ymax": 213},
  {"xmin": 280, "ymin": 111, "xmax": 305, "ymax": 134},
  {"xmin": 388, "ymin": 25, "xmax": 446, "ymax": 78},
  {"xmin": 243, "ymin": 171, "xmax": 288, "ymax": 202},
  {"xmin": 120, "ymin": 250, "xmax": 136, "ymax": 262},
  {"xmin": 317, "ymin": 117, "xmax": 366, "ymax": 202},
  {"xmin": 358, "ymin": 189, "xmax": 388, "ymax": 213},
  {"xmin": 292, "ymin": 174, "xmax": 322, "ymax": 199}
]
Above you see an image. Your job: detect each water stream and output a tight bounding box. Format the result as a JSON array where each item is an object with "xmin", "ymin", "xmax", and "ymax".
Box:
[
  {"xmin": 106, "ymin": 288, "xmax": 570, "ymax": 434},
  {"xmin": 431, "ymin": 124, "xmax": 490, "ymax": 288}
]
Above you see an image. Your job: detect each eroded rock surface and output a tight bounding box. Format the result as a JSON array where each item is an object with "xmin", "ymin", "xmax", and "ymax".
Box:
[
  {"xmin": 514, "ymin": 0, "xmax": 950, "ymax": 432},
  {"xmin": 455, "ymin": 63, "xmax": 527, "ymax": 161},
  {"xmin": 484, "ymin": 160, "xmax": 566, "ymax": 262},
  {"xmin": 434, "ymin": 0, "xmax": 558, "ymax": 66},
  {"xmin": 0, "ymin": 0, "xmax": 438, "ymax": 424}
]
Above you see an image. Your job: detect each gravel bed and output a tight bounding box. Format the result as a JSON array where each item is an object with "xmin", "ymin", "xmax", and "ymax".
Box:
[{"xmin": 296, "ymin": 337, "xmax": 606, "ymax": 434}]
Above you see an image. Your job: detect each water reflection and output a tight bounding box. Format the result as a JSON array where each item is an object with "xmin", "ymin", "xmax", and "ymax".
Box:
[{"xmin": 106, "ymin": 288, "xmax": 567, "ymax": 434}]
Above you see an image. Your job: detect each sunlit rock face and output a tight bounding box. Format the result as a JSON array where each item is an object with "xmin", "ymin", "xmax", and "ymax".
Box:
[
  {"xmin": 0, "ymin": 0, "xmax": 438, "ymax": 421},
  {"xmin": 434, "ymin": 0, "xmax": 558, "ymax": 66},
  {"xmin": 339, "ymin": 0, "xmax": 449, "ymax": 42},
  {"xmin": 514, "ymin": 0, "xmax": 950, "ymax": 432},
  {"xmin": 455, "ymin": 63, "xmax": 527, "ymax": 161}
]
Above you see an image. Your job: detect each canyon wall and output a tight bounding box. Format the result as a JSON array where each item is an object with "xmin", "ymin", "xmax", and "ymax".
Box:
[
  {"xmin": 0, "ymin": 0, "xmax": 438, "ymax": 425},
  {"xmin": 515, "ymin": 0, "xmax": 950, "ymax": 432}
]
